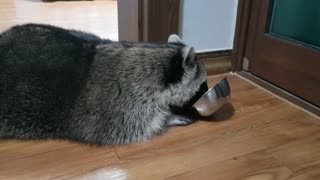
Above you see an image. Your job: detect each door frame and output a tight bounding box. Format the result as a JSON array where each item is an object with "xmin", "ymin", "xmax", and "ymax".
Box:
[
  {"xmin": 232, "ymin": 0, "xmax": 320, "ymax": 115},
  {"xmin": 232, "ymin": 0, "xmax": 252, "ymax": 72}
]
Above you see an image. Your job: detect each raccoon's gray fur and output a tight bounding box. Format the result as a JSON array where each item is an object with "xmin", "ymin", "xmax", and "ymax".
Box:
[{"xmin": 0, "ymin": 24, "xmax": 208, "ymax": 144}]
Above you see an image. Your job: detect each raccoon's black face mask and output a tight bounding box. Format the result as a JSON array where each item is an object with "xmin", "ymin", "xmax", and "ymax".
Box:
[
  {"xmin": 170, "ymin": 81, "xmax": 208, "ymax": 116},
  {"xmin": 166, "ymin": 34, "xmax": 209, "ymax": 117},
  {"xmin": 189, "ymin": 81, "xmax": 209, "ymax": 105}
]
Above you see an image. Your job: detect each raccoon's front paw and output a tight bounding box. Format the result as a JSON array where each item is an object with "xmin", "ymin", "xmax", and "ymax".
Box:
[{"xmin": 168, "ymin": 116, "xmax": 194, "ymax": 126}]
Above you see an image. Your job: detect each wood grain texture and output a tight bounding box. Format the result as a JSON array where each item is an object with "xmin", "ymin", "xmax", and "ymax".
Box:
[
  {"xmin": 197, "ymin": 50, "xmax": 233, "ymax": 75},
  {"xmin": 0, "ymin": 74, "xmax": 319, "ymax": 179},
  {"xmin": 232, "ymin": 0, "xmax": 252, "ymax": 71},
  {"xmin": 239, "ymin": 71, "xmax": 320, "ymax": 117},
  {"xmin": 118, "ymin": 0, "xmax": 180, "ymax": 42},
  {"xmin": 142, "ymin": 0, "xmax": 180, "ymax": 42},
  {"xmin": 200, "ymin": 56, "xmax": 232, "ymax": 75},
  {"xmin": 268, "ymin": 135, "xmax": 320, "ymax": 176},
  {"xmin": 0, "ymin": 143, "xmax": 118, "ymax": 179},
  {"xmin": 165, "ymin": 151, "xmax": 292, "ymax": 180},
  {"xmin": 289, "ymin": 168, "xmax": 320, "ymax": 180},
  {"xmin": 247, "ymin": 0, "xmax": 320, "ymax": 107},
  {"xmin": 0, "ymin": 3, "xmax": 320, "ymax": 177},
  {"xmin": 117, "ymin": 0, "xmax": 140, "ymax": 41},
  {"xmin": 0, "ymin": 0, "xmax": 118, "ymax": 40}
]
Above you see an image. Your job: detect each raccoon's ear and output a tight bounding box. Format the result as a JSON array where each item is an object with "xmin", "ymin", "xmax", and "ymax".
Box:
[
  {"xmin": 182, "ymin": 46, "xmax": 196, "ymax": 65},
  {"xmin": 168, "ymin": 34, "xmax": 185, "ymax": 44}
]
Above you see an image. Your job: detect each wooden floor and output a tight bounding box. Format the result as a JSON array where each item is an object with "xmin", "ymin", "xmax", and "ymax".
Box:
[
  {"xmin": 0, "ymin": 74, "xmax": 319, "ymax": 180},
  {"xmin": 0, "ymin": 0, "xmax": 118, "ymax": 40},
  {"xmin": 1, "ymin": 1, "xmax": 320, "ymax": 179}
]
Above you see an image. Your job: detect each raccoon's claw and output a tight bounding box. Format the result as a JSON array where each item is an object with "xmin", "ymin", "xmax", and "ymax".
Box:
[{"xmin": 168, "ymin": 116, "xmax": 193, "ymax": 126}]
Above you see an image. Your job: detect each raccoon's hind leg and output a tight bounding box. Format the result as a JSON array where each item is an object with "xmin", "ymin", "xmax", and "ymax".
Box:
[{"xmin": 167, "ymin": 115, "xmax": 194, "ymax": 126}]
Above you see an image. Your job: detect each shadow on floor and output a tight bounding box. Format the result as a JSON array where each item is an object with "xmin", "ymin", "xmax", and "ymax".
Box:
[{"xmin": 199, "ymin": 102, "xmax": 235, "ymax": 122}]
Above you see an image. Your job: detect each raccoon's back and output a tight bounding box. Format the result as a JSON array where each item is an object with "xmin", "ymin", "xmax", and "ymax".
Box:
[{"xmin": 0, "ymin": 24, "xmax": 95, "ymax": 138}]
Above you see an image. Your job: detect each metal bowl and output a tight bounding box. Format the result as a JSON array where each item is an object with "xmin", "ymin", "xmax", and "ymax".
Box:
[{"xmin": 193, "ymin": 77, "xmax": 231, "ymax": 116}]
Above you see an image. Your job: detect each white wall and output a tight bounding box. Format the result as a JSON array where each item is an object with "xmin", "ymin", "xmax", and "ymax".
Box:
[{"xmin": 179, "ymin": 0, "xmax": 238, "ymax": 52}]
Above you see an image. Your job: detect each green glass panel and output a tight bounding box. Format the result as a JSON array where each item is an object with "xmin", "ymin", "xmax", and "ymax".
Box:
[{"xmin": 268, "ymin": 0, "xmax": 320, "ymax": 49}]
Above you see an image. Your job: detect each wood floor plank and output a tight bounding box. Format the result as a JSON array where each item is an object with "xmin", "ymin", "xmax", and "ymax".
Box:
[
  {"xmin": 2, "ymin": 1, "xmax": 320, "ymax": 180},
  {"xmin": 0, "ymin": 140, "xmax": 78, "ymax": 163},
  {"xmin": 72, "ymin": 74, "xmax": 320, "ymax": 180},
  {"xmin": 103, "ymin": 114, "xmax": 318, "ymax": 179},
  {"xmin": 0, "ymin": 73, "xmax": 319, "ymax": 179},
  {"xmin": 113, "ymin": 75, "xmax": 284, "ymax": 159},
  {"xmin": 267, "ymin": 134, "xmax": 320, "ymax": 176},
  {"xmin": 165, "ymin": 151, "xmax": 293, "ymax": 180},
  {"xmin": 0, "ymin": 144, "xmax": 118, "ymax": 180},
  {"xmin": 0, "ymin": 0, "xmax": 118, "ymax": 40},
  {"xmin": 288, "ymin": 168, "xmax": 320, "ymax": 180}
]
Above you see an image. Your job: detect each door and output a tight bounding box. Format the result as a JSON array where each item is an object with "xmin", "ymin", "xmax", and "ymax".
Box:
[
  {"xmin": 118, "ymin": 0, "xmax": 180, "ymax": 42},
  {"xmin": 245, "ymin": 0, "xmax": 320, "ymax": 107}
]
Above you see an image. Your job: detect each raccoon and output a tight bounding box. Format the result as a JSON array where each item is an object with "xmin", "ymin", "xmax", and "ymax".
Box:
[{"xmin": 0, "ymin": 24, "xmax": 208, "ymax": 144}]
